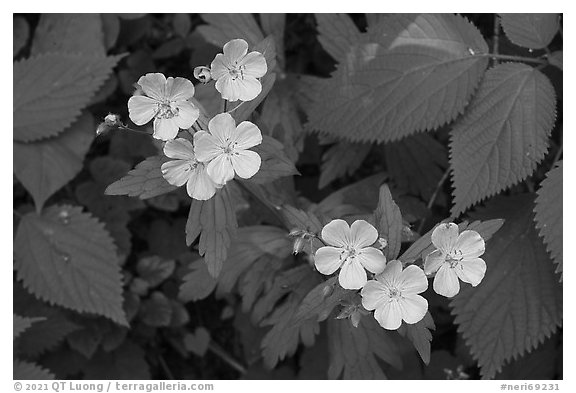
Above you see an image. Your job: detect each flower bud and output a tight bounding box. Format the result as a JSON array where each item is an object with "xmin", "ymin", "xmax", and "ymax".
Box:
[
  {"xmin": 293, "ymin": 236, "xmax": 305, "ymax": 255},
  {"xmin": 377, "ymin": 237, "xmax": 388, "ymax": 249},
  {"xmin": 194, "ymin": 66, "xmax": 212, "ymax": 83},
  {"xmin": 96, "ymin": 113, "xmax": 123, "ymax": 136}
]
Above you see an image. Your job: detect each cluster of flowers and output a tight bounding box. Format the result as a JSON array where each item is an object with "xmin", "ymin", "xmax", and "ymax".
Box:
[
  {"xmin": 314, "ymin": 220, "xmax": 486, "ymax": 330},
  {"xmin": 126, "ymin": 39, "xmax": 267, "ymax": 200}
]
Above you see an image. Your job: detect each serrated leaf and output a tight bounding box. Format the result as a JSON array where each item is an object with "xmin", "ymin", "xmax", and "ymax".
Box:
[
  {"xmin": 319, "ymin": 141, "xmax": 371, "ymax": 189},
  {"xmin": 13, "ymin": 53, "xmax": 121, "ymax": 142},
  {"xmin": 327, "ymin": 317, "xmax": 402, "ymax": 379},
  {"xmin": 450, "ymin": 194, "xmax": 563, "ymax": 379},
  {"xmin": 13, "ymin": 16, "xmax": 29, "ymax": 58},
  {"xmin": 14, "ymin": 205, "xmax": 127, "ymax": 326},
  {"xmin": 14, "ymin": 113, "xmax": 94, "ymax": 212},
  {"xmin": 105, "ymin": 156, "xmax": 177, "ymax": 199},
  {"xmin": 67, "ymin": 325, "xmax": 104, "ymax": 359},
  {"xmin": 197, "ymin": 13, "xmax": 264, "ymax": 48},
  {"xmin": 534, "ymin": 161, "xmax": 563, "ymax": 278},
  {"xmin": 14, "ymin": 315, "xmax": 45, "ymax": 340},
  {"xmin": 294, "ymin": 277, "xmax": 355, "ymax": 324},
  {"xmin": 315, "ymin": 14, "xmax": 362, "ymax": 61},
  {"xmin": 248, "ymin": 135, "xmax": 299, "ymax": 184},
  {"xmin": 374, "ymin": 184, "xmax": 403, "ymax": 260},
  {"xmin": 185, "ymin": 187, "xmax": 238, "ymax": 277},
  {"xmin": 450, "ymin": 63, "xmax": 556, "ymax": 216},
  {"xmin": 31, "ymin": 14, "xmax": 106, "ymax": 56},
  {"xmin": 499, "ymin": 14, "xmax": 559, "ymax": 50},
  {"xmin": 238, "ymin": 255, "xmax": 283, "ymax": 313},
  {"xmin": 307, "ymin": 13, "xmax": 489, "ymax": 143},
  {"xmin": 384, "ymin": 133, "xmax": 448, "ymax": 199},
  {"xmin": 14, "ymin": 360, "xmax": 55, "ymax": 380},
  {"xmin": 179, "ymin": 258, "xmax": 217, "ymax": 302},
  {"xmin": 397, "ymin": 312, "xmax": 435, "ymax": 365}
]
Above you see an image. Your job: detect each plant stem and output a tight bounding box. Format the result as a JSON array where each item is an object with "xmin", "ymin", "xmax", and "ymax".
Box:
[
  {"xmin": 158, "ymin": 353, "xmax": 175, "ymax": 380},
  {"xmin": 417, "ymin": 169, "xmax": 450, "ymax": 234},
  {"xmin": 475, "ymin": 53, "xmax": 547, "ymax": 65},
  {"xmin": 226, "ymin": 101, "xmax": 245, "ymax": 114},
  {"xmin": 492, "ymin": 14, "xmax": 500, "ymax": 66},
  {"xmin": 208, "ymin": 342, "xmax": 247, "ymax": 375}
]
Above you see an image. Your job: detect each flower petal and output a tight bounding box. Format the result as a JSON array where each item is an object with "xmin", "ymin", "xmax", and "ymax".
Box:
[
  {"xmin": 187, "ymin": 164, "xmax": 217, "ymax": 200},
  {"xmin": 433, "ymin": 265, "xmax": 460, "ymax": 298},
  {"xmin": 377, "ymin": 259, "xmax": 402, "ymax": 288},
  {"xmin": 338, "ymin": 260, "xmax": 367, "ymax": 290},
  {"xmin": 161, "ymin": 160, "xmax": 192, "ymax": 187},
  {"xmin": 314, "ymin": 246, "xmax": 344, "ymax": 275},
  {"xmin": 399, "ymin": 294, "xmax": 428, "ymax": 324},
  {"xmin": 206, "ymin": 153, "xmax": 234, "ymax": 184},
  {"xmin": 215, "ymin": 75, "xmax": 241, "ymax": 102},
  {"xmin": 236, "ymin": 77, "xmax": 262, "ymax": 102},
  {"xmin": 360, "ymin": 280, "xmax": 388, "ymax": 311},
  {"xmin": 240, "ymin": 51, "xmax": 267, "ymax": 78},
  {"xmin": 208, "ymin": 113, "xmax": 236, "ymax": 145},
  {"xmin": 321, "ymin": 219, "xmax": 351, "ymax": 248},
  {"xmin": 166, "ymin": 77, "xmax": 195, "ymax": 101},
  {"xmin": 231, "ymin": 150, "xmax": 261, "ymax": 179},
  {"xmin": 153, "ymin": 117, "xmax": 179, "ymax": 141},
  {"xmin": 455, "ymin": 230, "xmax": 485, "ymax": 259},
  {"xmin": 137, "ymin": 73, "xmax": 167, "ymax": 101},
  {"xmin": 163, "ymin": 138, "xmax": 195, "ymax": 160},
  {"xmin": 174, "ymin": 101, "xmax": 200, "ymax": 129},
  {"xmin": 398, "ymin": 265, "xmax": 428, "ymax": 295},
  {"xmin": 431, "ymin": 222, "xmax": 459, "ymax": 253},
  {"xmin": 454, "ymin": 258, "xmax": 486, "ymax": 287},
  {"xmin": 356, "ymin": 247, "xmax": 386, "ymax": 274},
  {"xmin": 350, "ymin": 220, "xmax": 379, "ymax": 248},
  {"xmin": 127, "ymin": 95, "xmax": 158, "ymax": 125},
  {"xmin": 234, "ymin": 121, "xmax": 262, "ymax": 149},
  {"xmin": 374, "ymin": 301, "xmax": 402, "ymax": 330},
  {"xmin": 424, "ymin": 249, "xmax": 445, "ymax": 275},
  {"xmin": 193, "ymin": 131, "xmax": 221, "ymax": 162},
  {"xmin": 223, "ymin": 38, "xmax": 248, "ymax": 62},
  {"xmin": 210, "ymin": 54, "xmax": 229, "ymax": 80}
]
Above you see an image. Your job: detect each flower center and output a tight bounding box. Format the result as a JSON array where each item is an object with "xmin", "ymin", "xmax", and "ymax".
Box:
[
  {"xmin": 445, "ymin": 251, "xmax": 463, "ymax": 268},
  {"xmin": 222, "ymin": 140, "xmax": 240, "ymax": 156},
  {"xmin": 340, "ymin": 246, "xmax": 358, "ymax": 263},
  {"xmin": 157, "ymin": 101, "xmax": 179, "ymax": 119},
  {"xmin": 388, "ymin": 287, "xmax": 402, "ymax": 300},
  {"xmin": 228, "ymin": 63, "xmax": 246, "ymax": 80}
]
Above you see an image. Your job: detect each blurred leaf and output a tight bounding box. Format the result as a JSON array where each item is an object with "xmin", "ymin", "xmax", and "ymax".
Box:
[
  {"xmin": 397, "ymin": 312, "xmax": 435, "ymax": 365},
  {"xmin": 231, "ymin": 72, "xmax": 277, "ymax": 123},
  {"xmin": 307, "ymin": 14, "xmax": 489, "ymax": 143},
  {"xmin": 534, "ymin": 161, "xmax": 563, "ymax": 278},
  {"xmin": 67, "ymin": 324, "xmax": 104, "ymax": 359},
  {"xmin": 13, "ymin": 16, "xmax": 29, "ymax": 58},
  {"xmin": 294, "ymin": 277, "xmax": 355, "ymax": 324},
  {"xmin": 173, "ymin": 13, "xmax": 191, "ymax": 37},
  {"xmin": 495, "ymin": 335, "xmax": 558, "ymax": 380},
  {"xmin": 147, "ymin": 219, "xmax": 189, "ymax": 260},
  {"xmin": 315, "ymin": 13, "xmax": 362, "ymax": 61},
  {"xmin": 197, "ymin": 13, "xmax": 264, "ymax": 48},
  {"xmin": 139, "ymin": 292, "xmax": 173, "ymax": 327},
  {"xmin": 14, "ymin": 113, "xmax": 94, "ymax": 211},
  {"xmin": 14, "ymin": 205, "xmax": 127, "ymax": 326},
  {"xmin": 184, "ymin": 327, "xmax": 211, "ymax": 356},
  {"xmin": 31, "ymin": 14, "xmax": 106, "ymax": 56},
  {"xmin": 137, "ymin": 256, "xmax": 176, "ymax": 288},
  {"xmin": 14, "ymin": 360, "xmax": 54, "ymax": 380},
  {"xmin": 374, "ymin": 184, "xmax": 403, "ymax": 260},
  {"xmin": 179, "ymin": 258, "xmax": 217, "ymax": 302},
  {"xmin": 319, "ymin": 141, "xmax": 371, "ymax": 189},
  {"xmin": 14, "ymin": 53, "xmax": 122, "ymax": 142},
  {"xmin": 260, "ymin": 14, "xmax": 285, "ymax": 65},
  {"xmin": 82, "ymin": 341, "xmax": 150, "ymax": 379},
  {"xmin": 101, "ymin": 14, "xmax": 120, "ymax": 49},
  {"xmin": 450, "ymin": 63, "xmax": 556, "ymax": 216},
  {"xmin": 548, "ymin": 51, "xmax": 562, "ymax": 71},
  {"xmin": 13, "ymin": 314, "xmax": 45, "ymax": 340},
  {"xmin": 500, "ymin": 13, "xmax": 559, "ymax": 49},
  {"xmin": 248, "ymin": 135, "xmax": 299, "ymax": 184},
  {"xmin": 451, "ymin": 194, "xmax": 563, "ymax": 379},
  {"xmin": 105, "ymin": 156, "xmax": 177, "ymax": 199}
]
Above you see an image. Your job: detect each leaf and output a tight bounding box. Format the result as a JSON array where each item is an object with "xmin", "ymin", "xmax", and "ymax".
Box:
[
  {"xmin": 178, "ymin": 258, "xmax": 217, "ymax": 302},
  {"xmin": 231, "ymin": 73, "xmax": 277, "ymax": 123},
  {"xmin": 14, "ymin": 113, "xmax": 95, "ymax": 212},
  {"xmin": 260, "ymin": 14, "xmax": 285, "ymax": 65},
  {"xmin": 14, "ymin": 360, "xmax": 55, "ymax": 380},
  {"xmin": 499, "ymin": 14, "xmax": 559, "ymax": 50},
  {"xmin": 197, "ymin": 13, "xmax": 264, "ymax": 48},
  {"xmin": 14, "ymin": 315, "xmax": 45, "ymax": 340},
  {"xmin": 82, "ymin": 341, "xmax": 150, "ymax": 379},
  {"xmin": 172, "ymin": 13, "xmax": 191, "ymax": 38},
  {"xmin": 384, "ymin": 133, "xmax": 448, "ymax": 200},
  {"xmin": 307, "ymin": 14, "xmax": 489, "ymax": 143},
  {"xmin": 548, "ymin": 51, "xmax": 562, "ymax": 71},
  {"xmin": 136, "ymin": 256, "xmax": 176, "ymax": 287},
  {"xmin": 397, "ymin": 312, "xmax": 435, "ymax": 364},
  {"xmin": 450, "ymin": 63, "xmax": 556, "ymax": 216},
  {"xmin": 31, "ymin": 14, "xmax": 106, "ymax": 56},
  {"xmin": 315, "ymin": 13, "xmax": 362, "ymax": 61},
  {"xmin": 13, "ymin": 16, "xmax": 29, "ymax": 58},
  {"xmin": 248, "ymin": 135, "xmax": 299, "ymax": 184},
  {"xmin": 294, "ymin": 277, "xmax": 355, "ymax": 324},
  {"xmin": 327, "ymin": 317, "xmax": 402, "ymax": 379},
  {"xmin": 13, "ymin": 53, "xmax": 122, "ymax": 142},
  {"xmin": 450, "ymin": 194, "xmax": 563, "ymax": 379},
  {"xmin": 14, "ymin": 205, "xmax": 127, "ymax": 326},
  {"xmin": 319, "ymin": 141, "xmax": 371, "ymax": 189},
  {"xmin": 105, "ymin": 156, "xmax": 178, "ymax": 199},
  {"xmin": 534, "ymin": 161, "xmax": 563, "ymax": 278},
  {"xmin": 139, "ymin": 292, "xmax": 173, "ymax": 327},
  {"xmin": 374, "ymin": 184, "xmax": 403, "ymax": 260},
  {"xmin": 184, "ymin": 327, "xmax": 211, "ymax": 356},
  {"xmin": 185, "ymin": 187, "xmax": 238, "ymax": 277}
]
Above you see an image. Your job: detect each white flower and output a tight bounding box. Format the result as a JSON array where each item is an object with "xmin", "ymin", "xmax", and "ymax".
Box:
[
  {"xmin": 424, "ymin": 223, "xmax": 486, "ymax": 298},
  {"xmin": 128, "ymin": 73, "xmax": 200, "ymax": 141},
  {"xmin": 361, "ymin": 260, "xmax": 428, "ymax": 330},
  {"xmin": 160, "ymin": 138, "xmax": 220, "ymax": 201},
  {"xmin": 210, "ymin": 39, "xmax": 267, "ymax": 102},
  {"xmin": 314, "ymin": 219, "xmax": 387, "ymax": 290},
  {"xmin": 193, "ymin": 113, "xmax": 262, "ymax": 184}
]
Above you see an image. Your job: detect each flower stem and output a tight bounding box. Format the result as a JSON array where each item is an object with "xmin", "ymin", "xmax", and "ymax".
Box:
[
  {"xmin": 208, "ymin": 342, "xmax": 247, "ymax": 375},
  {"xmin": 475, "ymin": 53, "xmax": 547, "ymax": 65},
  {"xmin": 417, "ymin": 169, "xmax": 450, "ymax": 234},
  {"xmin": 226, "ymin": 101, "xmax": 245, "ymax": 114}
]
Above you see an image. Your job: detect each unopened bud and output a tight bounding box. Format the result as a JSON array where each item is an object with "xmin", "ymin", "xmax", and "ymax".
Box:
[
  {"xmin": 194, "ymin": 66, "xmax": 212, "ymax": 83},
  {"xmin": 293, "ymin": 236, "xmax": 305, "ymax": 255},
  {"xmin": 377, "ymin": 237, "xmax": 388, "ymax": 249},
  {"xmin": 321, "ymin": 284, "xmax": 334, "ymax": 298},
  {"xmin": 96, "ymin": 113, "xmax": 123, "ymax": 136}
]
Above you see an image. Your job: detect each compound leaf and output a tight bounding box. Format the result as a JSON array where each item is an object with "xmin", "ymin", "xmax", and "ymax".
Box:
[
  {"xmin": 499, "ymin": 14, "xmax": 559, "ymax": 50},
  {"xmin": 197, "ymin": 13, "xmax": 264, "ymax": 49}
]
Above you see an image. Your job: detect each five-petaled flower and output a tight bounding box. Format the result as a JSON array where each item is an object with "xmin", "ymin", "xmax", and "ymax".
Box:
[
  {"xmin": 161, "ymin": 138, "xmax": 220, "ymax": 201},
  {"xmin": 361, "ymin": 260, "xmax": 428, "ymax": 330},
  {"xmin": 210, "ymin": 39, "xmax": 267, "ymax": 102},
  {"xmin": 194, "ymin": 113, "xmax": 262, "ymax": 184},
  {"xmin": 424, "ymin": 223, "xmax": 486, "ymax": 298},
  {"xmin": 128, "ymin": 73, "xmax": 200, "ymax": 141},
  {"xmin": 314, "ymin": 219, "xmax": 387, "ymax": 290}
]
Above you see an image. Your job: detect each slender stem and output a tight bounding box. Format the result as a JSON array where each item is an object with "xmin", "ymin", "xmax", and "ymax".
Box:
[
  {"xmin": 157, "ymin": 353, "xmax": 175, "ymax": 380},
  {"xmin": 492, "ymin": 15, "xmax": 500, "ymax": 66},
  {"xmin": 475, "ymin": 53, "xmax": 547, "ymax": 65},
  {"xmin": 118, "ymin": 125, "xmax": 152, "ymax": 136},
  {"xmin": 417, "ymin": 169, "xmax": 450, "ymax": 234},
  {"xmin": 208, "ymin": 342, "xmax": 247, "ymax": 375},
  {"xmin": 226, "ymin": 101, "xmax": 245, "ymax": 114}
]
